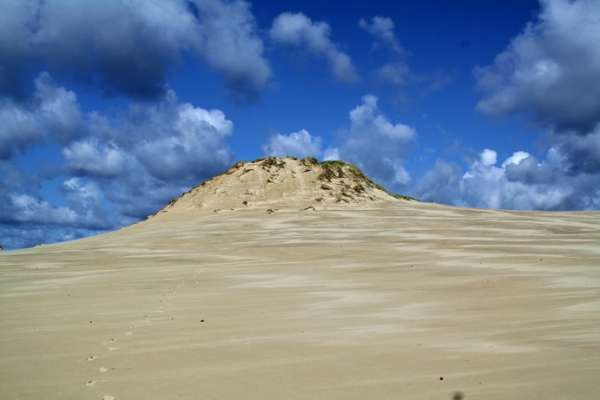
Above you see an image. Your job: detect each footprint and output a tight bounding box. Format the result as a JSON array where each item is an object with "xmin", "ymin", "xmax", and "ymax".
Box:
[
  {"xmin": 108, "ymin": 347, "xmax": 118, "ymax": 351},
  {"xmin": 85, "ymin": 380, "xmax": 98, "ymax": 386},
  {"xmin": 98, "ymin": 367, "xmax": 109, "ymax": 373},
  {"xmin": 86, "ymin": 356, "xmax": 98, "ymax": 361},
  {"xmin": 108, "ymin": 338, "xmax": 117, "ymax": 343},
  {"xmin": 125, "ymin": 332, "xmax": 133, "ymax": 335},
  {"xmin": 102, "ymin": 396, "xmax": 115, "ymax": 400}
]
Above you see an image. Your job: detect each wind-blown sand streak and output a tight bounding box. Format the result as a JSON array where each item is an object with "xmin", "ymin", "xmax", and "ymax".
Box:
[{"xmin": 1, "ymin": 158, "xmax": 599, "ymax": 399}]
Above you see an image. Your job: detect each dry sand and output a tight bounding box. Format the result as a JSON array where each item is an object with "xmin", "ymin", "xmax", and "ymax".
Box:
[{"xmin": 1, "ymin": 159, "xmax": 599, "ymax": 399}]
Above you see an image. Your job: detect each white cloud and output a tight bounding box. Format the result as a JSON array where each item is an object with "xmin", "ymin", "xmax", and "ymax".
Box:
[
  {"xmin": 61, "ymin": 90, "xmax": 235, "ymax": 220},
  {"xmin": 0, "ymin": 226, "xmax": 47, "ymax": 250},
  {"xmin": 0, "ymin": 104, "xmax": 44, "ymax": 159},
  {"xmin": 0, "ymin": 75, "xmax": 236, "ymax": 248},
  {"xmin": 193, "ymin": 0, "xmax": 271, "ymax": 102},
  {"xmin": 376, "ymin": 62, "xmax": 410, "ymax": 86},
  {"xmin": 0, "ymin": 72, "xmax": 84, "ymax": 158},
  {"xmin": 259, "ymin": 95, "xmax": 417, "ymax": 190},
  {"xmin": 360, "ymin": 16, "xmax": 409, "ymax": 87},
  {"xmin": 63, "ymin": 139, "xmax": 128, "ymax": 179},
  {"xmin": 414, "ymin": 140, "xmax": 600, "ymax": 211},
  {"xmin": 60, "ymin": 178, "xmax": 110, "ymax": 223},
  {"xmin": 450, "ymin": 0, "xmax": 600, "ymax": 210},
  {"xmin": 0, "ymin": 0, "xmax": 271, "ymax": 102},
  {"xmin": 0, "ymin": 178, "xmax": 115, "ymax": 249},
  {"xmin": 262, "ymin": 129, "xmax": 322, "ymax": 159},
  {"xmin": 502, "ymin": 151, "xmax": 530, "ymax": 169},
  {"xmin": 9, "ymin": 193, "xmax": 78, "ymax": 225},
  {"xmin": 132, "ymin": 99, "xmax": 234, "ymax": 182},
  {"xmin": 323, "ymin": 147, "xmax": 340, "ymax": 161},
  {"xmin": 475, "ymin": 0, "xmax": 600, "ymax": 133},
  {"xmin": 480, "ymin": 149, "xmax": 497, "ymax": 167},
  {"xmin": 270, "ymin": 12, "xmax": 358, "ymax": 83},
  {"xmin": 359, "ymin": 16, "xmax": 403, "ymax": 54},
  {"xmin": 349, "ymin": 94, "xmax": 416, "ymax": 142},
  {"xmin": 337, "ymin": 94, "xmax": 416, "ymax": 188},
  {"xmin": 62, "ymin": 178, "xmax": 102, "ymax": 202}
]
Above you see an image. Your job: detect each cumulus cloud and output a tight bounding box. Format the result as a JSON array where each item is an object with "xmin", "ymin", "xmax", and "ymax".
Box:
[
  {"xmin": 259, "ymin": 95, "xmax": 416, "ymax": 189},
  {"xmin": 194, "ymin": 0, "xmax": 272, "ymax": 103},
  {"xmin": 334, "ymin": 94, "xmax": 416, "ymax": 188},
  {"xmin": 0, "ymin": 74, "xmax": 235, "ymax": 249},
  {"xmin": 0, "ymin": 178, "xmax": 115, "ymax": 249},
  {"xmin": 323, "ymin": 147, "xmax": 341, "ymax": 161},
  {"xmin": 7, "ymin": 193, "xmax": 89, "ymax": 227},
  {"xmin": 270, "ymin": 12, "xmax": 358, "ymax": 83},
  {"xmin": 62, "ymin": 139, "xmax": 129, "ymax": 179},
  {"xmin": 414, "ymin": 141, "xmax": 600, "ymax": 210},
  {"xmin": 64, "ymin": 88, "xmax": 234, "ymax": 200},
  {"xmin": 359, "ymin": 16, "xmax": 404, "ymax": 54},
  {"xmin": 475, "ymin": 0, "xmax": 600, "ymax": 133},
  {"xmin": 262, "ymin": 129, "xmax": 322, "ymax": 158},
  {"xmin": 137, "ymin": 104, "xmax": 233, "ymax": 182},
  {"xmin": 438, "ymin": 0, "xmax": 600, "ymax": 211},
  {"xmin": 550, "ymin": 129, "xmax": 600, "ymax": 175},
  {"xmin": 0, "ymin": 0, "xmax": 270, "ymax": 102},
  {"xmin": 0, "ymin": 72, "xmax": 84, "ymax": 158}
]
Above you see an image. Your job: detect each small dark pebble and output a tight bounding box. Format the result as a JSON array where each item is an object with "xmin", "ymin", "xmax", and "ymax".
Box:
[
  {"xmin": 200, "ymin": 319, "xmax": 205, "ymax": 322},
  {"xmin": 440, "ymin": 377, "xmax": 443, "ymax": 380}
]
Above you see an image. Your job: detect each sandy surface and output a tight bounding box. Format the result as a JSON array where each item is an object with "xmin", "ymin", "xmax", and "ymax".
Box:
[{"xmin": 1, "ymin": 200, "xmax": 599, "ymax": 399}]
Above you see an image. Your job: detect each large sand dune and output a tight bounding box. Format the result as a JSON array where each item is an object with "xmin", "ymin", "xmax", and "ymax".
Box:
[{"xmin": 1, "ymin": 158, "xmax": 599, "ymax": 399}]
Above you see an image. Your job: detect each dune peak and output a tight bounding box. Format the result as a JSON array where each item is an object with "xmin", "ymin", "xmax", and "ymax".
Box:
[{"xmin": 150, "ymin": 157, "xmax": 404, "ymax": 217}]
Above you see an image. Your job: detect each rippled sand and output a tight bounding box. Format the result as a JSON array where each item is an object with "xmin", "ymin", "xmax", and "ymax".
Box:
[{"xmin": 1, "ymin": 200, "xmax": 599, "ymax": 399}]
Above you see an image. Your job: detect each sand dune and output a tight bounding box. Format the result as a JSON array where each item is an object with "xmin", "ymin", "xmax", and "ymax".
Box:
[{"xmin": 1, "ymin": 158, "xmax": 599, "ymax": 399}]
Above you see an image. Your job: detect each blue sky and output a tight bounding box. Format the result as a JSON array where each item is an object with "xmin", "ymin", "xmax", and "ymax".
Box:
[{"xmin": 1, "ymin": 0, "xmax": 599, "ymax": 249}]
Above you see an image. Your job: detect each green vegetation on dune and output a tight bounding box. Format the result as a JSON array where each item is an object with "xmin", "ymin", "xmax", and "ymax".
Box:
[
  {"xmin": 315, "ymin": 159, "xmax": 418, "ymax": 201},
  {"xmin": 252, "ymin": 156, "xmax": 419, "ymax": 201},
  {"xmin": 391, "ymin": 193, "xmax": 418, "ymax": 201},
  {"xmin": 260, "ymin": 156, "xmax": 286, "ymax": 169},
  {"xmin": 300, "ymin": 156, "xmax": 318, "ymax": 166},
  {"xmin": 317, "ymin": 160, "xmax": 369, "ymax": 182}
]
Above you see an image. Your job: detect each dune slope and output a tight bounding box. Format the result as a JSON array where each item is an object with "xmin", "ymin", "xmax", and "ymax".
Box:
[{"xmin": 1, "ymin": 158, "xmax": 599, "ymax": 399}]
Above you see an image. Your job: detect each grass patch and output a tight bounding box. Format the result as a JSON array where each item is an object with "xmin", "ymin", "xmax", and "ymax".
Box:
[
  {"xmin": 353, "ymin": 184, "xmax": 365, "ymax": 193},
  {"xmin": 318, "ymin": 160, "xmax": 419, "ymax": 201},
  {"xmin": 300, "ymin": 157, "xmax": 319, "ymax": 166},
  {"xmin": 391, "ymin": 194, "xmax": 418, "ymax": 201},
  {"xmin": 261, "ymin": 156, "xmax": 286, "ymax": 169},
  {"xmin": 317, "ymin": 160, "xmax": 368, "ymax": 182},
  {"xmin": 250, "ymin": 156, "xmax": 420, "ymax": 201}
]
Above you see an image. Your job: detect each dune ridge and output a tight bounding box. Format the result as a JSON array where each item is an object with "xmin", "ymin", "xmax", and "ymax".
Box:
[{"xmin": 149, "ymin": 157, "xmax": 401, "ymax": 217}]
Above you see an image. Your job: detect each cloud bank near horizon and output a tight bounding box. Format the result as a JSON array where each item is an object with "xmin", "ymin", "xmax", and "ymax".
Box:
[{"xmin": 0, "ymin": 72, "xmax": 234, "ymax": 249}]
